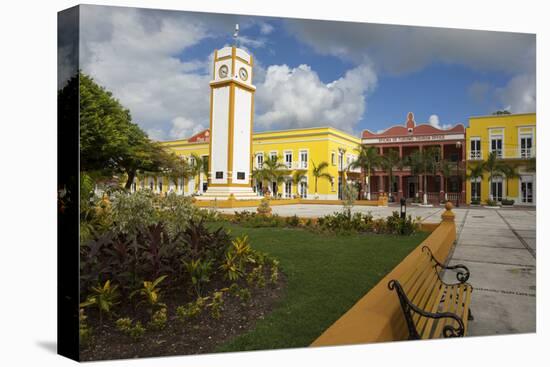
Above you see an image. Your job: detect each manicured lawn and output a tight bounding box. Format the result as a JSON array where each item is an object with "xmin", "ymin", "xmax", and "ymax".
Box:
[{"xmin": 212, "ymin": 223, "xmax": 429, "ymax": 352}]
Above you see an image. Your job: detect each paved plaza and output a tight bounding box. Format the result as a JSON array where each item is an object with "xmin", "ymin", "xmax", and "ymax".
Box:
[{"xmin": 216, "ymin": 203, "xmax": 536, "ymax": 336}]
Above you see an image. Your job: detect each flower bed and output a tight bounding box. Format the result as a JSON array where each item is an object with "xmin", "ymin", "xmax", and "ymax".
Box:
[{"xmin": 79, "ymin": 191, "xmax": 283, "ymax": 360}]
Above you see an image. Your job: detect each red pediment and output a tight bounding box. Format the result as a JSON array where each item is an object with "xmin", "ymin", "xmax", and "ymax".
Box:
[
  {"xmin": 187, "ymin": 129, "xmax": 210, "ymax": 143},
  {"xmin": 362, "ymin": 112, "xmax": 464, "ymax": 139}
]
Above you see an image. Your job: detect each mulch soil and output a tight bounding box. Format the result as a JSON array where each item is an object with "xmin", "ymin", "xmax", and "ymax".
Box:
[{"xmin": 80, "ymin": 270, "xmax": 286, "ymax": 361}]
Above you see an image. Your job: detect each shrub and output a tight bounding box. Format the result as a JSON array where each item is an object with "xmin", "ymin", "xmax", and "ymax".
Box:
[
  {"xmin": 247, "ymin": 265, "xmax": 266, "ymax": 288},
  {"xmin": 116, "ymin": 317, "xmax": 146, "ymax": 340},
  {"xmin": 131, "ymin": 275, "xmax": 168, "ymax": 313},
  {"xmin": 317, "ymin": 211, "xmax": 418, "ymax": 235},
  {"xmin": 285, "ymin": 215, "xmax": 300, "ymax": 227},
  {"xmin": 209, "ymin": 291, "xmax": 224, "ymax": 319},
  {"xmin": 176, "ymin": 297, "xmax": 207, "ymax": 323},
  {"xmin": 486, "ymin": 199, "xmax": 499, "ymax": 206},
  {"xmin": 129, "ymin": 322, "xmax": 146, "ymax": 340},
  {"xmin": 180, "ymin": 219, "xmax": 232, "ymax": 263},
  {"xmin": 502, "ymin": 199, "xmax": 515, "ymax": 206},
  {"xmin": 80, "ymin": 280, "xmax": 120, "ymax": 325},
  {"xmin": 115, "ymin": 317, "xmax": 133, "ymax": 333},
  {"xmin": 111, "ymin": 190, "xmax": 158, "ymax": 236},
  {"xmin": 470, "ymin": 199, "xmax": 481, "ymax": 205},
  {"xmin": 159, "ymin": 193, "xmax": 201, "ymax": 239},
  {"xmin": 148, "ymin": 308, "xmax": 168, "ymax": 331},
  {"xmin": 182, "ymin": 258, "xmax": 212, "ymax": 297},
  {"xmin": 79, "ymin": 309, "xmax": 92, "ymax": 347},
  {"xmin": 236, "ymin": 287, "xmax": 252, "ymax": 304}
]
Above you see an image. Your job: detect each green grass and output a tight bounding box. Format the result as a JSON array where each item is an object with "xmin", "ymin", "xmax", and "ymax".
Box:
[{"xmin": 213, "ymin": 223, "xmax": 428, "ymax": 352}]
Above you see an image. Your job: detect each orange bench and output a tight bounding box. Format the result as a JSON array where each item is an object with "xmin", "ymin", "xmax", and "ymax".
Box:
[{"xmin": 388, "ymin": 246, "xmax": 473, "ymax": 339}]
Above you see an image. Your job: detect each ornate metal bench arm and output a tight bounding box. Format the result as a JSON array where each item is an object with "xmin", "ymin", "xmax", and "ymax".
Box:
[
  {"xmin": 422, "ymin": 246, "xmax": 470, "ymax": 283},
  {"xmin": 388, "ymin": 280, "xmax": 465, "ymax": 339}
]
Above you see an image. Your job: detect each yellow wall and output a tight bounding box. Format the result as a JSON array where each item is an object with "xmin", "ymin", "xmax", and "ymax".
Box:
[
  {"xmin": 252, "ymin": 127, "xmax": 360, "ymax": 199},
  {"xmin": 148, "ymin": 127, "xmax": 360, "ymax": 199},
  {"xmin": 466, "ymin": 113, "xmax": 536, "ymax": 205}
]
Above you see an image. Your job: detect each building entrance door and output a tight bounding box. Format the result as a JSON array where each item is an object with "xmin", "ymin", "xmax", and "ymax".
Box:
[
  {"xmin": 521, "ymin": 176, "xmax": 534, "ymax": 204},
  {"xmin": 406, "ymin": 177, "xmax": 417, "ymax": 199}
]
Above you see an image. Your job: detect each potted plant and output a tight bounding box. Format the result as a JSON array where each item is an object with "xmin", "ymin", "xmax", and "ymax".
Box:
[{"xmin": 501, "ymin": 198, "xmax": 515, "ymax": 206}]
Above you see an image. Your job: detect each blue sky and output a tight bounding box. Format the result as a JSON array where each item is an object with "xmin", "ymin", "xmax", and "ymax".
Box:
[{"xmin": 71, "ymin": 6, "xmax": 536, "ymax": 140}]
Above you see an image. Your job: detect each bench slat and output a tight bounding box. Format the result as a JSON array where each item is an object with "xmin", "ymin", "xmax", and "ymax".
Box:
[{"xmin": 417, "ymin": 284, "xmax": 446, "ymax": 339}]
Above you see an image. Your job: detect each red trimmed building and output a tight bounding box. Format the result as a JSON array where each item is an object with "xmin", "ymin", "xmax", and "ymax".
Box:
[{"xmin": 361, "ymin": 112, "xmax": 466, "ymax": 204}]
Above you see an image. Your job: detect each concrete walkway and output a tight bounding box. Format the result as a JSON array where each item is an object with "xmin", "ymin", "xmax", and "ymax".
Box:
[
  {"xmin": 215, "ymin": 203, "xmax": 536, "ymax": 336},
  {"xmin": 442, "ymin": 208, "xmax": 536, "ymax": 336}
]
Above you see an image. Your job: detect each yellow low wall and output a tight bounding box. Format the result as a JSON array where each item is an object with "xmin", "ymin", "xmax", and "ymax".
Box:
[
  {"xmin": 310, "ymin": 205, "xmax": 457, "ymax": 347},
  {"xmin": 194, "ymin": 197, "xmax": 382, "ymax": 208}
]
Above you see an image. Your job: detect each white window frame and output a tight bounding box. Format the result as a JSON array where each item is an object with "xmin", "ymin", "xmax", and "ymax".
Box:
[
  {"xmin": 256, "ymin": 152, "xmax": 264, "ymax": 169},
  {"xmin": 519, "ymin": 132, "xmax": 534, "ymax": 159},
  {"xmin": 331, "ymin": 151, "xmax": 336, "ymax": 166},
  {"xmin": 469, "ymin": 137, "xmax": 481, "ymax": 160},
  {"xmin": 470, "ymin": 177, "xmax": 481, "ymax": 201},
  {"xmin": 299, "ymin": 149, "xmax": 308, "ymax": 169},
  {"xmin": 299, "ymin": 178, "xmax": 308, "ymax": 198},
  {"xmin": 284, "ymin": 151, "xmax": 293, "ymax": 169},
  {"xmin": 284, "ymin": 180, "xmax": 292, "ymax": 198},
  {"xmin": 489, "ymin": 129, "xmax": 504, "ymax": 158}
]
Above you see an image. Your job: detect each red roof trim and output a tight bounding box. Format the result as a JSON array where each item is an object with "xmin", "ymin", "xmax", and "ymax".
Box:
[{"xmin": 187, "ymin": 129, "xmax": 211, "ymax": 143}]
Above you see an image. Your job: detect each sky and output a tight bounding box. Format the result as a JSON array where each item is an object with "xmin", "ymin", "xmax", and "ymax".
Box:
[{"xmin": 60, "ymin": 5, "xmax": 536, "ymax": 140}]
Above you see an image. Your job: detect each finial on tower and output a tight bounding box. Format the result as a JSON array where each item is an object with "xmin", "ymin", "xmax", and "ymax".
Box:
[
  {"xmin": 233, "ymin": 24, "xmax": 239, "ymax": 47},
  {"xmin": 406, "ymin": 112, "xmax": 415, "ymax": 130}
]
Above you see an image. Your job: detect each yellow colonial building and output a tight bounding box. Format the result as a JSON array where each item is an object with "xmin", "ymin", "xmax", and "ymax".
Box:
[
  {"xmin": 466, "ymin": 113, "xmax": 536, "ymax": 205},
  {"xmin": 142, "ymin": 127, "xmax": 361, "ymax": 200}
]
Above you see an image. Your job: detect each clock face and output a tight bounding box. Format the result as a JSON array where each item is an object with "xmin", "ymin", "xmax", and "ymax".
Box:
[
  {"xmin": 218, "ymin": 65, "xmax": 228, "ymax": 78},
  {"xmin": 239, "ymin": 67, "xmax": 248, "ymax": 81}
]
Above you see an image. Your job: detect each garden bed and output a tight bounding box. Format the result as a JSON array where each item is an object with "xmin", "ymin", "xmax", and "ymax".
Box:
[{"xmin": 80, "ymin": 270, "xmax": 286, "ymax": 361}]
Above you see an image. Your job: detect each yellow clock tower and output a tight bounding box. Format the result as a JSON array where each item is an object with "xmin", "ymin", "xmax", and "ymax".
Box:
[{"xmin": 198, "ymin": 44, "xmax": 258, "ymax": 200}]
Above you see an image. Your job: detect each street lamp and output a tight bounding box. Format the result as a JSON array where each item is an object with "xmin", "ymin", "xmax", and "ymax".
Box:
[
  {"xmin": 455, "ymin": 141, "xmax": 462, "ymax": 207},
  {"xmin": 400, "ymin": 197, "xmax": 407, "ymax": 219}
]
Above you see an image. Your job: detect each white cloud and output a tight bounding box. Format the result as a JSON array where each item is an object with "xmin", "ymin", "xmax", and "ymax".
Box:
[
  {"xmin": 169, "ymin": 117, "xmax": 207, "ymax": 140},
  {"xmin": 79, "ymin": 6, "xmax": 212, "ymax": 140},
  {"xmin": 259, "ymin": 22, "xmax": 274, "ymax": 35},
  {"xmin": 255, "ymin": 63, "xmax": 377, "ymax": 133},
  {"xmin": 427, "ymin": 114, "xmax": 452, "ymax": 130},
  {"xmin": 285, "ymin": 20, "xmax": 535, "ymax": 76},
  {"xmin": 496, "ymin": 73, "xmax": 536, "ymax": 113}
]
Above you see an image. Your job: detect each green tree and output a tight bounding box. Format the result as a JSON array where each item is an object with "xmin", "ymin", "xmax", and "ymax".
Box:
[
  {"xmin": 466, "ymin": 162, "xmax": 484, "ymax": 202},
  {"xmin": 189, "ymin": 153, "xmax": 208, "ymax": 194},
  {"xmin": 311, "ymin": 161, "xmax": 332, "ymax": 197},
  {"xmin": 483, "ymin": 151, "xmax": 506, "ymax": 200},
  {"xmin": 77, "ymin": 72, "xmax": 176, "ymax": 189},
  {"xmin": 405, "ymin": 148, "xmax": 439, "ymax": 204},
  {"xmin": 251, "ymin": 155, "xmax": 288, "ymax": 196},
  {"xmin": 349, "ymin": 145, "xmax": 381, "ymax": 200},
  {"xmin": 292, "ymin": 170, "xmax": 308, "ymax": 198},
  {"xmin": 500, "ymin": 164, "xmax": 520, "ymax": 199},
  {"xmin": 439, "ymin": 160, "xmax": 455, "ymax": 200},
  {"xmin": 380, "ymin": 149, "xmax": 402, "ymax": 200}
]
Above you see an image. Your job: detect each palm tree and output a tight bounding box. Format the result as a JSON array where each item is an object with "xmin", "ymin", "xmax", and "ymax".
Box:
[
  {"xmin": 380, "ymin": 149, "xmax": 402, "ymax": 201},
  {"xmin": 483, "ymin": 151, "xmax": 506, "ymax": 201},
  {"xmin": 500, "ymin": 164, "xmax": 520, "ymax": 200},
  {"xmin": 404, "ymin": 148, "xmax": 438, "ymax": 205},
  {"xmin": 252, "ymin": 156, "xmax": 288, "ymax": 196},
  {"xmin": 405, "ymin": 150, "xmax": 423, "ymax": 201},
  {"xmin": 292, "ymin": 170, "xmax": 307, "ymax": 198},
  {"xmin": 311, "ymin": 160, "xmax": 332, "ymax": 198},
  {"xmin": 466, "ymin": 162, "xmax": 484, "ymax": 203},
  {"xmin": 349, "ymin": 145, "xmax": 381, "ymax": 200},
  {"xmin": 167, "ymin": 155, "xmax": 192, "ymax": 195},
  {"xmin": 189, "ymin": 153, "xmax": 208, "ymax": 194},
  {"xmin": 439, "ymin": 160, "xmax": 454, "ymax": 201},
  {"xmin": 527, "ymin": 157, "xmax": 536, "ymax": 172}
]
